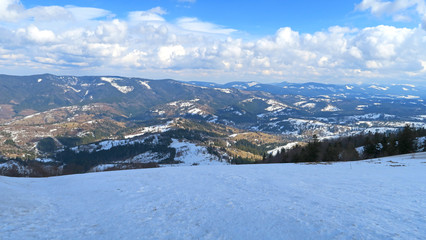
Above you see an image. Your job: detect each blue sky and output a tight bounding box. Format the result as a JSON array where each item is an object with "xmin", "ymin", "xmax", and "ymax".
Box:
[
  {"xmin": 2, "ymin": 0, "xmax": 426, "ymax": 85},
  {"xmin": 20, "ymin": 0, "xmax": 420, "ymax": 34}
]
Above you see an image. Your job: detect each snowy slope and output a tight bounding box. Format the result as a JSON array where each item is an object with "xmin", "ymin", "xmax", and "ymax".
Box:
[
  {"xmin": 1, "ymin": 153, "xmax": 426, "ymax": 239},
  {"xmin": 168, "ymin": 139, "xmax": 228, "ymax": 166}
]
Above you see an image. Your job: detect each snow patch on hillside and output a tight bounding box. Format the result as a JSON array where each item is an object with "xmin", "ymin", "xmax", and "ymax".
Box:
[
  {"xmin": 165, "ymin": 99, "xmax": 207, "ymax": 116},
  {"xmin": 321, "ymin": 104, "xmax": 341, "ymax": 112},
  {"xmin": 169, "ymin": 139, "xmax": 228, "ymax": 166},
  {"xmin": 397, "ymin": 95, "xmax": 420, "ymax": 99},
  {"xmin": 71, "ymin": 136, "xmax": 155, "ymax": 153},
  {"xmin": 187, "ymin": 108, "xmax": 205, "ymax": 115},
  {"xmin": 293, "ymin": 101, "xmax": 306, "ymax": 106},
  {"xmin": 247, "ymin": 81, "xmax": 258, "ymax": 87},
  {"xmin": 356, "ymin": 105, "xmax": 368, "ymax": 110},
  {"xmin": 369, "ymin": 85, "xmax": 389, "ymax": 91},
  {"xmin": 101, "ymin": 77, "xmax": 134, "ymax": 94},
  {"xmin": 125, "ymin": 151, "xmax": 170, "ymax": 164},
  {"xmin": 138, "ymin": 81, "xmax": 151, "ymax": 90},
  {"xmin": 0, "ymin": 161, "xmax": 31, "ymax": 175},
  {"xmin": 267, "ymin": 142, "xmax": 300, "ymax": 156},
  {"xmin": 214, "ymin": 88, "xmax": 232, "ymax": 94},
  {"xmin": 265, "ymin": 99, "xmax": 289, "ymax": 112},
  {"xmin": 125, "ymin": 121, "xmax": 172, "ymax": 139},
  {"xmin": 300, "ymin": 103, "xmax": 316, "ymax": 109}
]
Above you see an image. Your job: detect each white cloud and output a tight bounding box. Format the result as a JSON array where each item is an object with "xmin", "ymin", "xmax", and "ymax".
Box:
[
  {"xmin": 66, "ymin": 7, "xmax": 112, "ymax": 21},
  {"xmin": 129, "ymin": 7, "xmax": 167, "ymax": 22},
  {"xmin": 176, "ymin": 17, "xmax": 236, "ymax": 34},
  {"xmin": 0, "ymin": 0, "xmax": 24, "ymax": 21},
  {"xmin": 158, "ymin": 45, "xmax": 186, "ymax": 66},
  {"xmin": 19, "ymin": 25, "xmax": 57, "ymax": 44},
  {"xmin": 0, "ymin": 0, "xmax": 426, "ymax": 85},
  {"xmin": 95, "ymin": 19, "xmax": 128, "ymax": 43},
  {"xmin": 0, "ymin": 0, "xmax": 110, "ymax": 22},
  {"xmin": 357, "ymin": 0, "xmax": 426, "ymax": 29}
]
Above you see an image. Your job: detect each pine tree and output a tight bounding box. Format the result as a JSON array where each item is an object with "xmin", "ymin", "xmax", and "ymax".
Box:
[
  {"xmin": 398, "ymin": 125, "xmax": 415, "ymax": 154},
  {"xmin": 305, "ymin": 134, "xmax": 320, "ymax": 162}
]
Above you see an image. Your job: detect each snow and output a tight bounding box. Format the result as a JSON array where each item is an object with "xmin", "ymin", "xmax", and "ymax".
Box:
[
  {"xmin": 247, "ymin": 81, "xmax": 258, "ymax": 87},
  {"xmin": 0, "ymin": 161, "xmax": 31, "ymax": 175},
  {"xmin": 89, "ymin": 164, "xmax": 116, "ymax": 172},
  {"xmin": 167, "ymin": 99, "xmax": 199, "ymax": 107},
  {"xmin": 138, "ymin": 80, "xmax": 151, "ymax": 90},
  {"xmin": 168, "ymin": 139, "xmax": 228, "ymax": 166},
  {"xmin": 397, "ymin": 95, "xmax": 420, "ymax": 99},
  {"xmin": 356, "ymin": 105, "xmax": 368, "ymax": 110},
  {"xmin": 355, "ymin": 146, "xmax": 364, "ymax": 156},
  {"xmin": 1, "ymin": 153, "xmax": 426, "ymax": 239},
  {"xmin": 187, "ymin": 108, "xmax": 205, "ymax": 115},
  {"xmin": 392, "ymin": 83, "xmax": 416, "ymax": 88},
  {"xmin": 242, "ymin": 97, "xmax": 262, "ymax": 103},
  {"xmin": 71, "ymin": 137, "xmax": 150, "ymax": 153},
  {"xmin": 23, "ymin": 112, "xmax": 41, "ymax": 119},
  {"xmin": 417, "ymin": 136, "xmax": 426, "ymax": 150},
  {"xmin": 233, "ymin": 110, "xmax": 243, "ymax": 116},
  {"xmin": 265, "ymin": 99, "xmax": 288, "ymax": 112},
  {"xmin": 267, "ymin": 142, "xmax": 300, "ymax": 156},
  {"xmin": 362, "ymin": 127, "xmax": 396, "ymax": 134},
  {"xmin": 34, "ymin": 158, "xmax": 55, "ymax": 163},
  {"xmin": 344, "ymin": 113, "xmax": 395, "ymax": 122},
  {"xmin": 345, "ymin": 85, "xmax": 353, "ymax": 90},
  {"xmin": 369, "ymin": 85, "xmax": 389, "ymax": 91},
  {"xmin": 125, "ymin": 151, "xmax": 170, "ymax": 164},
  {"xmin": 300, "ymin": 103, "xmax": 316, "ymax": 109},
  {"xmin": 321, "ymin": 104, "xmax": 341, "ymax": 112},
  {"xmin": 100, "ymin": 77, "xmax": 134, "ymax": 94},
  {"xmin": 124, "ymin": 122, "xmax": 172, "ymax": 139},
  {"xmin": 214, "ymin": 88, "xmax": 232, "ymax": 94},
  {"xmin": 293, "ymin": 101, "xmax": 306, "ymax": 106}
]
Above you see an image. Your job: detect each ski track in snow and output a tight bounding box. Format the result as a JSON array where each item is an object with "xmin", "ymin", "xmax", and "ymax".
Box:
[{"xmin": 1, "ymin": 153, "xmax": 426, "ymax": 239}]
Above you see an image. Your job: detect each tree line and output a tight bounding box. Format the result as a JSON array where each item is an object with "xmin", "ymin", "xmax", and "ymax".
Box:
[{"xmin": 264, "ymin": 125, "xmax": 426, "ymax": 164}]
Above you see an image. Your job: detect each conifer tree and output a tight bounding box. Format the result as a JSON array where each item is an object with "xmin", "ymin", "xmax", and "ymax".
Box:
[{"xmin": 398, "ymin": 125, "xmax": 415, "ymax": 154}]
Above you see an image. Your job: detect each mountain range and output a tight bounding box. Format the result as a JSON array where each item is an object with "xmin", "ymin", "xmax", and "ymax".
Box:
[{"xmin": 0, "ymin": 74, "xmax": 425, "ymax": 173}]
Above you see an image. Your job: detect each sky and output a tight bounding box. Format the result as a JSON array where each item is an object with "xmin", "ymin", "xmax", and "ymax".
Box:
[{"xmin": 1, "ymin": 0, "xmax": 426, "ymax": 85}]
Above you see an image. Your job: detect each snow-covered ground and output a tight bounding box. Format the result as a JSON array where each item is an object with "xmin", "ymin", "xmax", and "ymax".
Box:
[
  {"xmin": 1, "ymin": 153, "xmax": 426, "ymax": 239},
  {"xmin": 167, "ymin": 139, "xmax": 228, "ymax": 166},
  {"xmin": 267, "ymin": 142, "xmax": 300, "ymax": 156}
]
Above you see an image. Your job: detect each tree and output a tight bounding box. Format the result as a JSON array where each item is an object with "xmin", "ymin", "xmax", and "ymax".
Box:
[
  {"xmin": 323, "ymin": 144, "xmax": 339, "ymax": 162},
  {"xmin": 37, "ymin": 137, "xmax": 57, "ymax": 153},
  {"xmin": 305, "ymin": 134, "xmax": 320, "ymax": 162},
  {"xmin": 423, "ymin": 138, "xmax": 426, "ymax": 152},
  {"xmin": 398, "ymin": 125, "xmax": 415, "ymax": 154}
]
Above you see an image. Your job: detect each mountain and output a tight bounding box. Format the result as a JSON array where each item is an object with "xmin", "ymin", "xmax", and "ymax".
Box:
[
  {"xmin": 0, "ymin": 74, "xmax": 425, "ymax": 173},
  {"xmin": 189, "ymin": 80, "xmax": 426, "ymax": 98}
]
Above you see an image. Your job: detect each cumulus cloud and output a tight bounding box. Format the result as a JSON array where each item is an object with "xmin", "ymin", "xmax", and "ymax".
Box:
[
  {"xmin": 357, "ymin": 0, "xmax": 426, "ymax": 29},
  {"xmin": 0, "ymin": 0, "xmax": 24, "ymax": 21},
  {"xmin": 0, "ymin": 0, "xmax": 110, "ymax": 22},
  {"xmin": 0, "ymin": 0, "xmax": 426, "ymax": 84}
]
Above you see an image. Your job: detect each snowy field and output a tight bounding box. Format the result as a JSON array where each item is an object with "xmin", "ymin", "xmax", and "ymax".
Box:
[{"xmin": 1, "ymin": 153, "xmax": 426, "ymax": 239}]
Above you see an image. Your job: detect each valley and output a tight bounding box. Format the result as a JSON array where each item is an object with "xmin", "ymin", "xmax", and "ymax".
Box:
[{"xmin": 0, "ymin": 74, "xmax": 425, "ymax": 175}]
